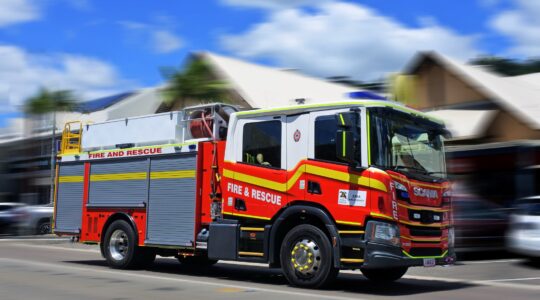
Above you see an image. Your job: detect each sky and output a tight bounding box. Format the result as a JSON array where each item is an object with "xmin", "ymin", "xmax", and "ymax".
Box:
[{"xmin": 0, "ymin": 0, "xmax": 538, "ymax": 126}]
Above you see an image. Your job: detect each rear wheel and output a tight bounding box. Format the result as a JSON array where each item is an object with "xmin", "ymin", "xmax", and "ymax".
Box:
[
  {"xmin": 103, "ymin": 220, "xmax": 155, "ymax": 269},
  {"xmin": 360, "ymin": 267, "xmax": 408, "ymax": 283},
  {"xmin": 280, "ymin": 224, "xmax": 338, "ymax": 288}
]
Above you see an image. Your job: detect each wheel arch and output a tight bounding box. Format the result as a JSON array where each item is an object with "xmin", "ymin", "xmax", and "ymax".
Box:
[
  {"xmin": 99, "ymin": 213, "xmax": 139, "ymax": 257},
  {"xmin": 268, "ymin": 202, "xmax": 341, "ymax": 268}
]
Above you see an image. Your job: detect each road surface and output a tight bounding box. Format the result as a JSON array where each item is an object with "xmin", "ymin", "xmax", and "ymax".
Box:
[{"xmin": 0, "ymin": 238, "xmax": 539, "ymax": 300}]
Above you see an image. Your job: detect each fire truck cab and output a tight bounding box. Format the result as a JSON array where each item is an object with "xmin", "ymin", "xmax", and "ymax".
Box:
[{"xmin": 54, "ymin": 100, "xmax": 455, "ymax": 288}]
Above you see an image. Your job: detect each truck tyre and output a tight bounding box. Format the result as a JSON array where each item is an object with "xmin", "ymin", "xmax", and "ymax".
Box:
[
  {"xmin": 177, "ymin": 255, "xmax": 218, "ymax": 266},
  {"xmin": 360, "ymin": 267, "xmax": 408, "ymax": 283},
  {"xmin": 103, "ymin": 220, "xmax": 155, "ymax": 269},
  {"xmin": 280, "ymin": 224, "xmax": 338, "ymax": 288}
]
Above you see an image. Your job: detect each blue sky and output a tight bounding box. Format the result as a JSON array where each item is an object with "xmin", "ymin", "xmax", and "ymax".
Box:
[{"xmin": 0, "ymin": 0, "xmax": 538, "ymax": 126}]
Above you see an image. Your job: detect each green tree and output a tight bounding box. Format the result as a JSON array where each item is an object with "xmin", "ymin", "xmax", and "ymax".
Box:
[
  {"xmin": 470, "ymin": 56, "xmax": 540, "ymax": 76},
  {"xmin": 161, "ymin": 58, "xmax": 230, "ymax": 110},
  {"xmin": 24, "ymin": 88, "xmax": 78, "ymax": 203}
]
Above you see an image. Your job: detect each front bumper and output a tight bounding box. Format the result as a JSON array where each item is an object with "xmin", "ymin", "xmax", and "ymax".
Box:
[{"xmin": 362, "ymin": 241, "xmax": 455, "ymax": 269}]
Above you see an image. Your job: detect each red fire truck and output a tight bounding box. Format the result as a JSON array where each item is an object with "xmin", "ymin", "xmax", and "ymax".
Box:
[{"xmin": 54, "ymin": 100, "xmax": 455, "ymax": 288}]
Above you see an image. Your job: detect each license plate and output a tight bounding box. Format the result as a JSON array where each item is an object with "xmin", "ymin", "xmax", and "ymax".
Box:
[{"xmin": 423, "ymin": 258, "xmax": 436, "ymax": 267}]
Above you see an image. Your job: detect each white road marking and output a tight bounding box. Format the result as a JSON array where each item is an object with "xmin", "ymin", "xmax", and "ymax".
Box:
[
  {"xmin": 0, "ymin": 238, "xmax": 70, "ymax": 242},
  {"xmin": 7, "ymin": 243, "xmax": 100, "ymax": 253},
  {"xmin": 4, "ymin": 243, "xmax": 540, "ymax": 291},
  {"xmin": 464, "ymin": 259, "xmax": 523, "ymax": 264},
  {"xmin": 0, "ymin": 258, "xmax": 364, "ymax": 300},
  {"xmin": 480, "ymin": 277, "xmax": 540, "ymax": 283}
]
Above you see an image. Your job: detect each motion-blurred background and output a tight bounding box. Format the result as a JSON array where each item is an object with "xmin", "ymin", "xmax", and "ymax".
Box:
[{"xmin": 0, "ymin": 1, "xmax": 539, "ymax": 260}]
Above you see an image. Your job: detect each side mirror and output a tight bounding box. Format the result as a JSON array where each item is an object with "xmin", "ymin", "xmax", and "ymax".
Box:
[{"xmin": 336, "ymin": 130, "xmax": 356, "ymax": 163}]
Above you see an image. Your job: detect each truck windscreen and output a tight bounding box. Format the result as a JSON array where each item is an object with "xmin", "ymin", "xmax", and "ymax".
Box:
[{"xmin": 370, "ymin": 109, "xmax": 447, "ymax": 179}]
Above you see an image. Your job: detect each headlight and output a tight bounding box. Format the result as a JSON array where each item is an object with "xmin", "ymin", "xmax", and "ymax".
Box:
[
  {"xmin": 394, "ymin": 181, "xmax": 407, "ymax": 192},
  {"xmin": 393, "ymin": 181, "xmax": 410, "ymax": 200},
  {"xmin": 448, "ymin": 227, "xmax": 455, "ymax": 248},
  {"xmin": 366, "ymin": 221, "xmax": 400, "ymax": 247}
]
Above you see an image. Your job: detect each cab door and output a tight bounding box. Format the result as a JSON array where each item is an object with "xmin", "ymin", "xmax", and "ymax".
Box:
[
  {"xmin": 306, "ymin": 108, "xmax": 371, "ymax": 226},
  {"xmin": 229, "ymin": 116, "xmax": 287, "ymax": 219}
]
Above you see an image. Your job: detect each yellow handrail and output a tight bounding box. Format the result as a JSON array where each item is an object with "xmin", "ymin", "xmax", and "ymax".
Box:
[{"xmin": 60, "ymin": 121, "xmax": 82, "ymax": 155}]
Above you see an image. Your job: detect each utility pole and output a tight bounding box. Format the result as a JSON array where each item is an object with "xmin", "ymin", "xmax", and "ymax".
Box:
[{"xmin": 49, "ymin": 111, "xmax": 56, "ymax": 204}]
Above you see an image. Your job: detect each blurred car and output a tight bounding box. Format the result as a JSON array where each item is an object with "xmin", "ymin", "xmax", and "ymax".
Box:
[
  {"xmin": 507, "ymin": 196, "xmax": 540, "ymax": 262},
  {"xmin": 14, "ymin": 203, "xmax": 54, "ymax": 235},
  {"xmin": 452, "ymin": 195, "xmax": 509, "ymax": 252},
  {"xmin": 0, "ymin": 202, "xmax": 26, "ymax": 234}
]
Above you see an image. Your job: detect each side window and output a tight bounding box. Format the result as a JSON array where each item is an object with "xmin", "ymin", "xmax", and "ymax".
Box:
[
  {"xmin": 314, "ymin": 115, "xmax": 339, "ymax": 163},
  {"xmin": 242, "ymin": 120, "xmax": 282, "ymax": 168}
]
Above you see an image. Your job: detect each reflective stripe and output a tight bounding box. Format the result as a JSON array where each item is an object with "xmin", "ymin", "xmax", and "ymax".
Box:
[
  {"xmin": 340, "ymin": 258, "xmax": 364, "ymax": 263},
  {"xmin": 240, "ymin": 227, "xmax": 265, "ymax": 232},
  {"xmin": 401, "ymin": 236, "xmax": 447, "ymax": 242},
  {"xmin": 402, "ymin": 249, "xmax": 448, "ymax": 259},
  {"xmin": 223, "ymin": 164, "xmax": 388, "ymax": 193},
  {"xmin": 342, "ymin": 131, "xmax": 346, "ymax": 157},
  {"xmin": 88, "ymin": 170, "xmax": 196, "ymax": 182},
  {"xmin": 370, "ymin": 212, "xmax": 394, "ymax": 220},
  {"xmin": 238, "ymin": 251, "xmax": 264, "ymax": 257},
  {"xmin": 339, "ymin": 114, "xmax": 346, "ymax": 125},
  {"xmin": 90, "ymin": 172, "xmax": 147, "ymax": 181},
  {"xmin": 338, "ymin": 230, "xmax": 365, "ymax": 234},
  {"xmin": 150, "ymin": 170, "xmax": 196, "ymax": 179},
  {"xmin": 336, "ymin": 220, "xmax": 363, "ymax": 226},
  {"xmin": 58, "ymin": 176, "xmax": 84, "ymax": 183}
]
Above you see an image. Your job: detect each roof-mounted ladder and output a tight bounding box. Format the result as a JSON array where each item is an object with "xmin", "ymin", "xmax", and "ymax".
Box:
[{"xmin": 60, "ymin": 121, "xmax": 82, "ymax": 155}]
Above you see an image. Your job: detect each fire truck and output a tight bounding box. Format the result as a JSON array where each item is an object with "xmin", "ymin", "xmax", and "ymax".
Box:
[{"xmin": 54, "ymin": 100, "xmax": 455, "ymax": 288}]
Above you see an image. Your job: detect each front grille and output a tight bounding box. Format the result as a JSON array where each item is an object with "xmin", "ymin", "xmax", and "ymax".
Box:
[
  {"xmin": 408, "ymin": 226, "xmax": 442, "ymax": 237},
  {"xmin": 409, "ymin": 248, "xmax": 442, "ymax": 256}
]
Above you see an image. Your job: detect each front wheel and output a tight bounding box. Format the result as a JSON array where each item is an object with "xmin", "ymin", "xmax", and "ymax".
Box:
[
  {"xmin": 103, "ymin": 220, "xmax": 155, "ymax": 269},
  {"xmin": 360, "ymin": 267, "xmax": 408, "ymax": 283},
  {"xmin": 280, "ymin": 224, "xmax": 338, "ymax": 288}
]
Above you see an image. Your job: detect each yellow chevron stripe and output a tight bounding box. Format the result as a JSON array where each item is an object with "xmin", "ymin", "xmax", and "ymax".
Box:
[
  {"xmin": 370, "ymin": 212, "xmax": 394, "ymax": 220},
  {"xmin": 222, "ymin": 164, "xmax": 387, "ymax": 193},
  {"xmin": 58, "ymin": 175, "xmax": 84, "ymax": 183},
  {"xmin": 90, "ymin": 172, "xmax": 147, "ymax": 181},
  {"xmin": 336, "ymin": 220, "xmax": 363, "ymax": 226},
  {"xmin": 150, "ymin": 170, "xmax": 196, "ymax": 179}
]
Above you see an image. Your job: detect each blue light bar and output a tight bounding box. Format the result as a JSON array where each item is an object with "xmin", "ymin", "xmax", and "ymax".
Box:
[{"xmin": 348, "ymin": 91, "xmax": 387, "ymax": 100}]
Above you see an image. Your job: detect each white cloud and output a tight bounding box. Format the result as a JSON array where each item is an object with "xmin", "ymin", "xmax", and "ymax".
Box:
[
  {"xmin": 0, "ymin": 44, "xmax": 135, "ymax": 112},
  {"xmin": 221, "ymin": 2, "xmax": 479, "ymax": 80},
  {"xmin": 152, "ymin": 30, "xmax": 183, "ymax": 54},
  {"xmin": 221, "ymin": 0, "xmax": 328, "ymax": 10},
  {"xmin": 490, "ymin": 0, "xmax": 540, "ymax": 56},
  {"xmin": 118, "ymin": 20, "xmax": 183, "ymax": 54},
  {"xmin": 0, "ymin": 0, "xmax": 40, "ymax": 27}
]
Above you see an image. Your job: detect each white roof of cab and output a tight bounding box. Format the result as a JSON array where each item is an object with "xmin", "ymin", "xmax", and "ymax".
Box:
[{"xmin": 234, "ymin": 99, "xmax": 444, "ymax": 125}]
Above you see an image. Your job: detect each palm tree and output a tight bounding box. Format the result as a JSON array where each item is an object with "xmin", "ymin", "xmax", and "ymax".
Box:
[
  {"xmin": 24, "ymin": 88, "xmax": 77, "ymax": 203},
  {"xmin": 161, "ymin": 58, "xmax": 231, "ymax": 110}
]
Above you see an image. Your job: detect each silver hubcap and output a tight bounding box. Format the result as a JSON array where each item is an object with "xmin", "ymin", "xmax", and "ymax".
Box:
[
  {"xmin": 109, "ymin": 229, "xmax": 129, "ymax": 261},
  {"xmin": 290, "ymin": 239, "xmax": 322, "ymax": 276}
]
